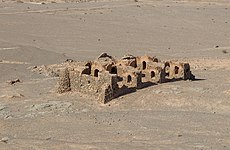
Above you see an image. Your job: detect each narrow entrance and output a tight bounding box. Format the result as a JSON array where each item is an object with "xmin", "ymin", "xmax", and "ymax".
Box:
[
  {"xmin": 175, "ymin": 66, "xmax": 179, "ymax": 74},
  {"xmin": 94, "ymin": 69, "xmax": 99, "ymax": 77},
  {"xmin": 151, "ymin": 71, "xmax": 155, "ymax": 78},
  {"xmin": 111, "ymin": 66, "xmax": 117, "ymax": 74},
  {"xmin": 142, "ymin": 61, "xmax": 146, "ymax": 70},
  {"xmin": 127, "ymin": 75, "xmax": 132, "ymax": 83}
]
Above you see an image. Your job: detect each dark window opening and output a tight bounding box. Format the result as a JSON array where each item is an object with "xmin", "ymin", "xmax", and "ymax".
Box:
[
  {"xmin": 94, "ymin": 69, "xmax": 99, "ymax": 77},
  {"xmin": 165, "ymin": 62, "xmax": 170, "ymax": 77},
  {"xmin": 151, "ymin": 71, "xmax": 155, "ymax": 78},
  {"xmin": 85, "ymin": 63, "xmax": 91, "ymax": 74},
  {"xmin": 130, "ymin": 61, "xmax": 137, "ymax": 68},
  {"xmin": 142, "ymin": 61, "xmax": 146, "ymax": 70},
  {"xmin": 127, "ymin": 75, "xmax": 132, "ymax": 83},
  {"xmin": 82, "ymin": 68, "xmax": 90, "ymax": 75},
  {"xmin": 85, "ymin": 62, "xmax": 91, "ymax": 68},
  {"xmin": 110, "ymin": 66, "xmax": 117, "ymax": 74},
  {"xmin": 175, "ymin": 66, "xmax": 179, "ymax": 74},
  {"xmin": 153, "ymin": 58, "xmax": 158, "ymax": 62},
  {"xmin": 165, "ymin": 62, "xmax": 170, "ymax": 68}
]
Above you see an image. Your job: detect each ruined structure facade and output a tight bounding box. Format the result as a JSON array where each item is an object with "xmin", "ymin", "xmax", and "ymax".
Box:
[{"xmin": 57, "ymin": 53, "xmax": 195, "ymax": 104}]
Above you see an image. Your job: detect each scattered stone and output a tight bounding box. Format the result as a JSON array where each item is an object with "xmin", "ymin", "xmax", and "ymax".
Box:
[
  {"xmin": 45, "ymin": 137, "xmax": 52, "ymax": 140},
  {"xmin": 32, "ymin": 66, "xmax": 37, "ymax": 69},
  {"xmin": 1, "ymin": 137, "xmax": 9, "ymax": 143},
  {"xmin": 10, "ymin": 93, "xmax": 25, "ymax": 99},
  {"xmin": 1, "ymin": 93, "xmax": 24, "ymax": 99},
  {"xmin": 0, "ymin": 106, "xmax": 6, "ymax": 111},
  {"xmin": 7, "ymin": 79, "xmax": 21, "ymax": 85},
  {"xmin": 4, "ymin": 115, "xmax": 12, "ymax": 119},
  {"xmin": 65, "ymin": 59, "xmax": 74, "ymax": 63},
  {"xmin": 215, "ymin": 45, "xmax": 219, "ymax": 48},
  {"xmin": 222, "ymin": 50, "xmax": 228, "ymax": 54},
  {"xmin": 29, "ymin": 101, "xmax": 72, "ymax": 112},
  {"xmin": 30, "ymin": 65, "xmax": 60, "ymax": 77}
]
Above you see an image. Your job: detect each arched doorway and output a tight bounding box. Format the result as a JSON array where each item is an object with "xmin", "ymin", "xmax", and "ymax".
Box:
[
  {"xmin": 94, "ymin": 69, "xmax": 99, "ymax": 77},
  {"xmin": 165, "ymin": 62, "xmax": 170, "ymax": 77},
  {"xmin": 110, "ymin": 66, "xmax": 117, "ymax": 74},
  {"xmin": 142, "ymin": 61, "xmax": 146, "ymax": 70},
  {"xmin": 175, "ymin": 66, "xmax": 179, "ymax": 74},
  {"xmin": 151, "ymin": 71, "xmax": 155, "ymax": 78},
  {"xmin": 127, "ymin": 75, "xmax": 132, "ymax": 83}
]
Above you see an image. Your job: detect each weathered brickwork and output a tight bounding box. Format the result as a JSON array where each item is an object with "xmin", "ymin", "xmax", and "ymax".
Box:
[{"xmin": 55, "ymin": 53, "xmax": 195, "ymax": 103}]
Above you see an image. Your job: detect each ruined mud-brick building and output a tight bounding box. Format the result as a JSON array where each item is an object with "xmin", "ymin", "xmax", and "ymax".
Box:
[{"xmin": 57, "ymin": 53, "xmax": 195, "ymax": 104}]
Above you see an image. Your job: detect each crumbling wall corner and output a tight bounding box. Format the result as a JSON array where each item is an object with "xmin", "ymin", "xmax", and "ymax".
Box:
[{"xmin": 57, "ymin": 68, "xmax": 71, "ymax": 93}]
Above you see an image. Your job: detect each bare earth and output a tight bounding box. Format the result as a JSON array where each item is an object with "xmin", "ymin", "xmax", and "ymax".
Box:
[{"xmin": 0, "ymin": 0, "xmax": 230, "ymax": 149}]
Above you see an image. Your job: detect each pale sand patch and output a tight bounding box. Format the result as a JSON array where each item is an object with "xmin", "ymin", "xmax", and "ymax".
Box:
[
  {"xmin": 0, "ymin": 60, "xmax": 30, "ymax": 65},
  {"xmin": 180, "ymin": 58, "xmax": 230, "ymax": 70},
  {"xmin": 0, "ymin": 47, "xmax": 19, "ymax": 51},
  {"xmin": 223, "ymin": 90, "xmax": 230, "ymax": 96}
]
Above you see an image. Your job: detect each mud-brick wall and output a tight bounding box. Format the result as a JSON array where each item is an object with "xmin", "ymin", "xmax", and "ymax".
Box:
[
  {"xmin": 142, "ymin": 67, "xmax": 164, "ymax": 83},
  {"xmin": 69, "ymin": 70, "xmax": 116, "ymax": 101},
  {"xmin": 183, "ymin": 63, "xmax": 195, "ymax": 80},
  {"xmin": 164, "ymin": 62, "xmax": 185, "ymax": 80},
  {"xmin": 57, "ymin": 68, "xmax": 71, "ymax": 93}
]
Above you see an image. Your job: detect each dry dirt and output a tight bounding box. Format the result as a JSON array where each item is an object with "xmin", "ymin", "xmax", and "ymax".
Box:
[{"xmin": 0, "ymin": 0, "xmax": 230, "ymax": 149}]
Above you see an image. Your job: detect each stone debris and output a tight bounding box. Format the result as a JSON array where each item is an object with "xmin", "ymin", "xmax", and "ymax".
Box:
[
  {"xmin": 7, "ymin": 79, "xmax": 21, "ymax": 85},
  {"xmin": 29, "ymin": 101, "xmax": 72, "ymax": 111},
  {"xmin": 0, "ymin": 105, "xmax": 6, "ymax": 111},
  {"xmin": 33, "ymin": 53, "xmax": 195, "ymax": 104},
  {"xmin": 0, "ymin": 105, "xmax": 10, "ymax": 119},
  {"xmin": 0, "ymin": 137, "xmax": 9, "ymax": 143},
  {"xmin": 30, "ymin": 65, "xmax": 60, "ymax": 77},
  {"xmin": 4, "ymin": 115, "xmax": 12, "ymax": 119},
  {"xmin": 0, "ymin": 93, "xmax": 25, "ymax": 99}
]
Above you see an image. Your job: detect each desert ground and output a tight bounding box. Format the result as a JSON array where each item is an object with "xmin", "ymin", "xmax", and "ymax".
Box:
[{"xmin": 0, "ymin": 0, "xmax": 230, "ymax": 149}]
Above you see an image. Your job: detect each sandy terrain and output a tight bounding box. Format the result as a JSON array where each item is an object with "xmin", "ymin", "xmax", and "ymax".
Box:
[{"xmin": 0, "ymin": 0, "xmax": 230, "ymax": 149}]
